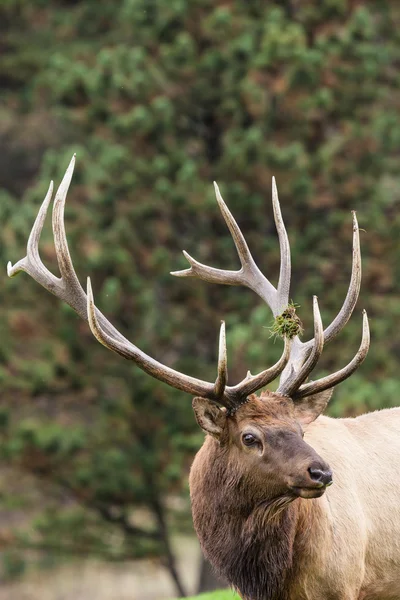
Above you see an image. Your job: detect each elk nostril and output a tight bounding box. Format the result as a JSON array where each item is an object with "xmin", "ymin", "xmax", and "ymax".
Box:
[{"xmin": 308, "ymin": 467, "xmax": 333, "ymax": 487}]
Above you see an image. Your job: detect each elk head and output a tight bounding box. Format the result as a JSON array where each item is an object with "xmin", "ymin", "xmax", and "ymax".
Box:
[
  {"xmin": 192, "ymin": 391, "xmax": 334, "ymax": 501},
  {"xmin": 8, "ymin": 156, "xmax": 369, "ymax": 506}
]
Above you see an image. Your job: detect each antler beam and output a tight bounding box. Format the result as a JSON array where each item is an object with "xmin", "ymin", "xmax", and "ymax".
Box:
[
  {"xmin": 8, "ymin": 156, "xmax": 291, "ymax": 410},
  {"xmin": 171, "ymin": 179, "xmax": 369, "ymax": 401}
]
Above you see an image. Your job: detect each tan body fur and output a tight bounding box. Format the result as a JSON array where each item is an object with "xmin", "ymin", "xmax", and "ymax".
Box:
[
  {"xmin": 296, "ymin": 408, "xmax": 400, "ymax": 600},
  {"xmin": 190, "ymin": 403, "xmax": 400, "ymax": 600}
]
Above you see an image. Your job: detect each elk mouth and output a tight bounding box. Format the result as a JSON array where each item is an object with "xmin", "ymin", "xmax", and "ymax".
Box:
[{"xmin": 289, "ymin": 484, "xmax": 330, "ymax": 499}]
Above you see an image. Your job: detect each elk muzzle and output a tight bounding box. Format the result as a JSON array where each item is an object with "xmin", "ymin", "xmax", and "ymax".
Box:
[{"xmin": 287, "ymin": 446, "xmax": 333, "ymax": 499}]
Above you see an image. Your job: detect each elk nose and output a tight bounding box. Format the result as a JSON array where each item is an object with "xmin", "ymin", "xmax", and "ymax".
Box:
[{"xmin": 308, "ymin": 466, "xmax": 333, "ymax": 487}]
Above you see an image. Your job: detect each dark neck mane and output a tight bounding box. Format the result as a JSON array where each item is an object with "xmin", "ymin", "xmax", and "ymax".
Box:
[{"xmin": 190, "ymin": 440, "xmax": 309, "ymax": 600}]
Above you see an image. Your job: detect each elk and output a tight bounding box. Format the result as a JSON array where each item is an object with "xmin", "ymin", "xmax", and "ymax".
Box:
[{"xmin": 8, "ymin": 155, "xmax": 400, "ymax": 600}]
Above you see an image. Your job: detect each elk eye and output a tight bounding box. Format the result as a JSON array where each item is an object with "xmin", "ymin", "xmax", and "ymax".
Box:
[{"xmin": 242, "ymin": 433, "xmax": 258, "ymax": 447}]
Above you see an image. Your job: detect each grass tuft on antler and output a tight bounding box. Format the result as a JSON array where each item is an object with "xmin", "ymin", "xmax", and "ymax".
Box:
[{"xmin": 270, "ymin": 302, "xmax": 304, "ymax": 340}]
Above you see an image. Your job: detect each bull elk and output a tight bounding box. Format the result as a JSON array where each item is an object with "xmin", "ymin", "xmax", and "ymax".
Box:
[{"xmin": 8, "ymin": 156, "xmax": 400, "ymax": 600}]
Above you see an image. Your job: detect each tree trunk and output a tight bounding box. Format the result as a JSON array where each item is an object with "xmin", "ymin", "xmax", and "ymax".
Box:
[
  {"xmin": 147, "ymin": 488, "xmax": 187, "ymax": 598},
  {"xmin": 197, "ymin": 553, "xmax": 226, "ymax": 593}
]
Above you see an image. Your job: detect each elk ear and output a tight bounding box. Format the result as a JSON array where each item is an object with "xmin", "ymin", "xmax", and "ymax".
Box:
[
  {"xmin": 192, "ymin": 398, "xmax": 227, "ymax": 439},
  {"xmin": 294, "ymin": 389, "xmax": 334, "ymax": 427}
]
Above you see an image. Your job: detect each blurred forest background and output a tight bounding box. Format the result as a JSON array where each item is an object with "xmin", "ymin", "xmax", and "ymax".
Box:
[{"xmin": 1, "ymin": 0, "xmax": 400, "ymax": 598}]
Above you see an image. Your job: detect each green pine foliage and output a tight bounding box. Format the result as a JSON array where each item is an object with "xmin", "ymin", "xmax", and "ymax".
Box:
[{"xmin": 1, "ymin": 0, "xmax": 400, "ymax": 592}]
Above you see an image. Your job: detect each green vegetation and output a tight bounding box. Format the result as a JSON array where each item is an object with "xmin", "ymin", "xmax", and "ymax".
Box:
[
  {"xmin": 270, "ymin": 303, "xmax": 303, "ymax": 340},
  {"xmin": 179, "ymin": 591, "xmax": 239, "ymax": 600},
  {"xmin": 1, "ymin": 0, "xmax": 400, "ymax": 596}
]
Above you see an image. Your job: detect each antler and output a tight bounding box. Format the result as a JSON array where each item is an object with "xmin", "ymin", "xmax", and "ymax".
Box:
[
  {"xmin": 172, "ymin": 180, "xmax": 291, "ymax": 316},
  {"xmin": 171, "ymin": 179, "xmax": 370, "ymax": 400},
  {"xmin": 7, "ymin": 156, "xmax": 291, "ymax": 410}
]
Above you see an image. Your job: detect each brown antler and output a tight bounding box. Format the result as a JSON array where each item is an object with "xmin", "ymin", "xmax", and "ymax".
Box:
[
  {"xmin": 171, "ymin": 179, "xmax": 369, "ymax": 400},
  {"xmin": 7, "ymin": 156, "xmax": 291, "ymax": 410}
]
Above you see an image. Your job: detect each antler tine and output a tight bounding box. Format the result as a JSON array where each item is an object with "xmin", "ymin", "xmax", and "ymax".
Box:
[
  {"xmin": 277, "ymin": 296, "xmax": 324, "ymax": 397},
  {"xmin": 52, "ymin": 156, "xmax": 82, "ymax": 285},
  {"xmin": 172, "ymin": 182, "xmax": 287, "ymax": 316},
  {"xmin": 324, "ymin": 211, "xmax": 361, "ymax": 342},
  {"xmin": 302, "ymin": 211, "xmax": 361, "ymax": 352},
  {"xmin": 8, "ymin": 181, "xmax": 57, "ymax": 286},
  {"xmin": 272, "ymin": 177, "xmax": 291, "ymax": 314},
  {"xmin": 228, "ymin": 336, "xmax": 291, "ymax": 400},
  {"xmin": 8, "ymin": 155, "xmax": 90, "ymax": 322},
  {"xmin": 293, "ymin": 310, "xmax": 370, "ymax": 400},
  {"xmin": 214, "ymin": 321, "xmax": 228, "ymax": 399}
]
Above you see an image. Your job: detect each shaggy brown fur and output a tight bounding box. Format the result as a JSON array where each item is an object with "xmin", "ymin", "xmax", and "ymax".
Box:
[
  {"xmin": 191, "ymin": 394, "xmax": 319, "ymax": 600},
  {"xmin": 191, "ymin": 433, "xmax": 305, "ymax": 600}
]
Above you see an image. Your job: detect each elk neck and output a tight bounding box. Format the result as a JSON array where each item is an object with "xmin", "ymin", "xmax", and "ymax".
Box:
[{"xmin": 190, "ymin": 434, "xmax": 322, "ymax": 600}]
